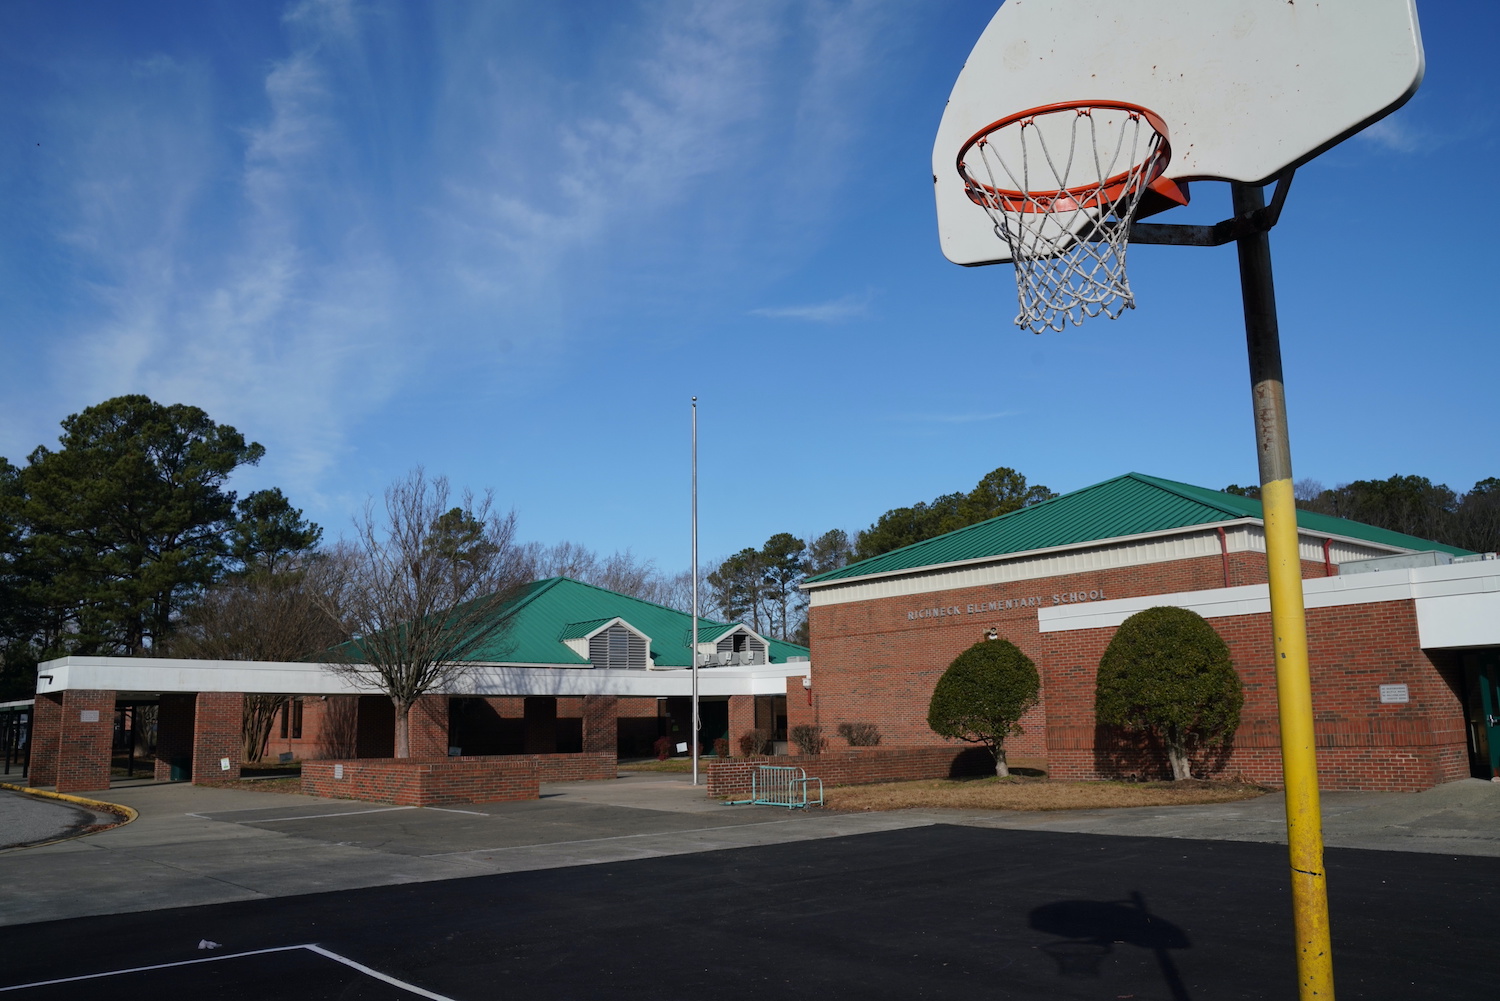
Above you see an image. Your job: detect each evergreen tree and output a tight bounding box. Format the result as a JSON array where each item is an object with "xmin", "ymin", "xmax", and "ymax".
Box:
[
  {"xmin": 18, "ymin": 395, "xmax": 264, "ymax": 655},
  {"xmin": 1095, "ymin": 606, "xmax": 1243, "ymax": 780},
  {"xmin": 927, "ymin": 638, "xmax": 1040, "ymax": 777}
]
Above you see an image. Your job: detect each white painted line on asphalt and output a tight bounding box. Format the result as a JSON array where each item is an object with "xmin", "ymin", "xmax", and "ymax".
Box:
[
  {"xmin": 0, "ymin": 943, "xmax": 458, "ymax": 999},
  {"xmin": 423, "ymin": 807, "xmax": 490, "ymax": 817}
]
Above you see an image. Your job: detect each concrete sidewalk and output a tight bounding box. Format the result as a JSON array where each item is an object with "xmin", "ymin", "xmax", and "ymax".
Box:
[{"xmin": 4, "ymin": 770, "xmax": 1497, "ymax": 929}]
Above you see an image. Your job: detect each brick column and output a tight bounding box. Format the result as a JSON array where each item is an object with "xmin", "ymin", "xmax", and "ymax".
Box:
[
  {"xmin": 192, "ymin": 692, "xmax": 243, "ymax": 784},
  {"xmin": 53, "ymin": 690, "xmax": 116, "ymax": 793},
  {"xmin": 727, "ymin": 695, "xmax": 755, "ymax": 756},
  {"xmin": 27, "ymin": 693, "xmax": 62, "ymax": 787},
  {"xmin": 581, "ymin": 696, "xmax": 618, "ymax": 755},
  {"xmin": 408, "ymin": 695, "xmax": 451, "ymax": 758},
  {"xmin": 523, "ymin": 696, "xmax": 557, "ymax": 754},
  {"xmin": 155, "ymin": 694, "xmax": 197, "ymax": 781}
]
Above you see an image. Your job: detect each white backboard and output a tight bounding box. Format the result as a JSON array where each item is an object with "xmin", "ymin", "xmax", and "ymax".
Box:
[{"xmin": 935, "ymin": 0, "xmax": 1424, "ymax": 265}]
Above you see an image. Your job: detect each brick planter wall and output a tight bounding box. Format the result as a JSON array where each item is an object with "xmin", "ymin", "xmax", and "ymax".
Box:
[
  {"xmin": 300, "ymin": 752, "xmax": 616, "ymax": 805},
  {"xmin": 302, "ymin": 757, "xmax": 541, "ymax": 806},
  {"xmin": 705, "ymin": 745, "xmax": 995, "ymax": 799}
]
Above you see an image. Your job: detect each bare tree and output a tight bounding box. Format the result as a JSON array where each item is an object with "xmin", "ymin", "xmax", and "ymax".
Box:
[
  {"xmin": 328, "ymin": 469, "xmax": 529, "ymax": 757},
  {"xmin": 170, "ymin": 553, "xmax": 347, "ymax": 761}
]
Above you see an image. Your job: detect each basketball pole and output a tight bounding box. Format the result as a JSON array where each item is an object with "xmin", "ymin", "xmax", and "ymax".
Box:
[{"xmin": 1231, "ymin": 180, "xmax": 1335, "ymax": 1000}]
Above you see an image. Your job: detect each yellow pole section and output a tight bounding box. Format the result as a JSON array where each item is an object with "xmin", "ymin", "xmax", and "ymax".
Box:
[
  {"xmin": 1260, "ymin": 476, "xmax": 1334, "ymax": 998},
  {"xmin": 1233, "ymin": 179, "xmax": 1334, "ymax": 999}
]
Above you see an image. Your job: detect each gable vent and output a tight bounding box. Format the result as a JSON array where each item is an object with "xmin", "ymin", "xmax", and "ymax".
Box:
[{"xmin": 590, "ymin": 624, "xmax": 649, "ymax": 670}]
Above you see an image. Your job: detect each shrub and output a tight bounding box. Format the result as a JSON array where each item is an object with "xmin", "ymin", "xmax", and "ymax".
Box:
[
  {"xmin": 652, "ymin": 735, "xmax": 673, "ymax": 761},
  {"xmin": 790, "ymin": 724, "xmax": 826, "ymax": 755},
  {"xmin": 738, "ymin": 729, "xmax": 773, "ymax": 756},
  {"xmin": 1095, "ymin": 605, "xmax": 1244, "ymax": 781},
  {"xmin": 927, "ymin": 638, "xmax": 1040, "ymax": 776},
  {"xmin": 712, "ymin": 737, "xmax": 730, "ymax": 757},
  {"xmin": 836, "ymin": 722, "xmax": 882, "ymax": 747}
]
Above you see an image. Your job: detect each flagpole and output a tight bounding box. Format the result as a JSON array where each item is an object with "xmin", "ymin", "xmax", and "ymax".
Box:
[{"xmin": 691, "ymin": 397, "xmax": 700, "ymax": 786}]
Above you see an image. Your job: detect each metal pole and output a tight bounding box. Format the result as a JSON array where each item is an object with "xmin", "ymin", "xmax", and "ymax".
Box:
[
  {"xmin": 691, "ymin": 397, "xmax": 700, "ymax": 786},
  {"xmin": 1232, "ymin": 180, "xmax": 1335, "ymax": 1000}
]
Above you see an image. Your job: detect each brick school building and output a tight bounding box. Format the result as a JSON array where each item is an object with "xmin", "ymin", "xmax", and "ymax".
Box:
[{"xmin": 798, "ymin": 473, "xmax": 1500, "ymax": 792}]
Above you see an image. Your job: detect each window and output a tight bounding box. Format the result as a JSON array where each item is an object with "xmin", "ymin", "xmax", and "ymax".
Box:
[{"xmin": 280, "ymin": 699, "xmax": 304, "ymax": 739}]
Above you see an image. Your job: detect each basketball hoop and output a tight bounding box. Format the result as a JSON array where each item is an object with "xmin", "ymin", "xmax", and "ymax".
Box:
[{"xmin": 957, "ymin": 101, "xmax": 1186, "ymax": 334}]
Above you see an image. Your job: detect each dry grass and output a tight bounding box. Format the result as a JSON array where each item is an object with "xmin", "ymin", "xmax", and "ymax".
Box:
[
  {"xmin": 220, "ymin": 776, "xmax": 304, "ymax": 795},
  {"xmin": 823, "ymin": 775, "xmax": 1272, "ymax": 813},
  {"xmin": 619, "ymin": 758, "xmax": 727, "ymax": 773}
]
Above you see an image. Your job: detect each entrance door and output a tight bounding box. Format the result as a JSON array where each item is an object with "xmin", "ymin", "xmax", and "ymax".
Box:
[{"xmin": 1463, "ymin": 651, "xmax": 1500, "ymax": 779}]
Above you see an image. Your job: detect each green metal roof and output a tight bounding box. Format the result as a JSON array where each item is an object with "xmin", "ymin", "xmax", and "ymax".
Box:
[
  {"xmin": 556, "ymin": 618, "xmax": 617, "ymax": 641},
  {"xmin": 465, "ymin": 577, "xmax": 809, "ymax": 666},
  {"xmin": 806, "ymin": 472, "xmax": 1473, "ymax": 585}
]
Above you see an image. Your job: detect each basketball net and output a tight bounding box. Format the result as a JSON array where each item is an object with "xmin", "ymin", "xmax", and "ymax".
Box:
[{"xmin": 958, "ymin": 103, "xmax": 1176, "ymax": 334}]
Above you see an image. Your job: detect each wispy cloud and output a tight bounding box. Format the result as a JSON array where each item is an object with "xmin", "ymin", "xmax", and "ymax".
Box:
[
  {"xmin": 23, "ymin": 0, "xmax": 407, "ymax": 503},
  {"xmin": 1357, "ymin": 117, "xmax": 1422, "ymax": 153},
  {"xmin": 750, "ymin": 292, "xmax": 871, "ymax": 323}
]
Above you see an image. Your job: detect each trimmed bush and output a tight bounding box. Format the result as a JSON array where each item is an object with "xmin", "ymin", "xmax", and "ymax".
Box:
[
  {"xmin": 738, "ymin": 729, "xmax": 773, "ymax": 757},
  {"xmin": 836, "ymin": 722, "xmax": 882, "ymax": 747},
  {"xmin": 712, "ymin": 737, "xmax": 730, "ymax": 757},
  {"xmin": 652, "ymin": 735, "xmax": 672, "ymax": 761},
  {"xmin": 1095, "ymin": 605, "xmax": 1244, "ymax": 780},
  {"xmin": 790, "ymin": 724, "xmax": 827, "ymax": 755},
  {"xmin": 927, "ymin": 638, "xmax": 1040, "ymax": 776}
]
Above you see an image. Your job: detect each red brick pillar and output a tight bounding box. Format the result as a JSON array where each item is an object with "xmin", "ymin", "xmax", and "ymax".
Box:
[
  {"xmin": 155, "ymin": 694, "xmax": 197, "ymax": 781},
  {"xmin": 524, "ymin": 696, "xmax": 557, "ymax": 754},
  {"xmin": 582, "ymin": 695, "xmax": 618, "ymax": 754},
  {"xmin": 786, "ymin": 676, "xmax": 816, "ymax": 733},
  {"xmin": 191, "ymin": 692, "xmax": 243, "ymax": 784},
  {"xmin": 52, "ymin": 690, "xmax": 116, "ymax": 793},
  {"xmin": 408, "ymin": 695, "xmax": 450, "ymax": 758},
  {"xmin": 28, "ymin": 693, "xmax": 62, "ymax": 787},
  {"xmin": 727, "ymin": 695, "xmax": 755, "ymax": 756}
]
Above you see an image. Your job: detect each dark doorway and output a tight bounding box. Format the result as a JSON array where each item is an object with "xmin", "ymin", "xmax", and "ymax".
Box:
[
  {"xmin": 1461, "ymin": 649, "xmax": 1500, "ymax": 779},
  {"xmin": 356, "ymin": 696, "xmax": 395, "ymax": 758}
]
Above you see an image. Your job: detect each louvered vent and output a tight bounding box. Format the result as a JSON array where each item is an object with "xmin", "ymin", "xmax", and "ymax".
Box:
[{"xmin": 589, "ymin": 624, "xmax": 649, "ymax": 669}]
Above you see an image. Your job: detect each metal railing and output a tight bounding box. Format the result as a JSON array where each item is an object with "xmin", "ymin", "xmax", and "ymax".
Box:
[{"xmin": 725, "ymin": 765, "xmax": 823, "ymax": 809}]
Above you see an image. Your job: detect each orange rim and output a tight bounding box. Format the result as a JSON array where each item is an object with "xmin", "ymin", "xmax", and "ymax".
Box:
[{"xmin": 957, "ymin": 100, "xmax": 1173, "ymax": 213}]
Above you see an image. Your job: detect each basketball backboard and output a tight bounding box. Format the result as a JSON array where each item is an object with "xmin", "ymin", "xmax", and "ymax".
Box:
[{"xmin": 934, "ymin": 0, "xmax": 1425, "ymax": 266}]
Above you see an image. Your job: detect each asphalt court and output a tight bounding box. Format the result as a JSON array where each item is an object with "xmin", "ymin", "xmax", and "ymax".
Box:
[
  {"xmin": 194, "ymin": 795, "xmax": 812, "ymax": 856},
  {"xmin": 3, "ymin": 824, "xmax": 1495, "ymax": 1001}
]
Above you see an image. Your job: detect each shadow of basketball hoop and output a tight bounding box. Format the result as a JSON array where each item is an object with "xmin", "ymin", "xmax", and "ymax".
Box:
[{"xmin": 1029, "ymin": 891, "xmax": 1193, "ymax": 1001}]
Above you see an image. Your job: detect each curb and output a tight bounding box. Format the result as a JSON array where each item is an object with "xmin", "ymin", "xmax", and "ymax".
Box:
[{"xmin": 0, "ymin": 782, "xmax": 138, "ymax": 851}]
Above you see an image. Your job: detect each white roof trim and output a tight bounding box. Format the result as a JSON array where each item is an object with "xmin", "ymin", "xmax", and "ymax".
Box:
[
  {"xmin": 1037, "ymin": 559, "xmax": 1500, "ymax": 649},
  {"xmin": 32, "ymin": 656, "xmax": 810, "ymax": 698}
]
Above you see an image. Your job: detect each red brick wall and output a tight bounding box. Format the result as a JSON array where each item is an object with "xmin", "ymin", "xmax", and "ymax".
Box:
[
  {"xmin": 27, "ymin": 693, "xmax": 62, "ymax": 788},
  {"xmin": 810, "ymin": 554, "xmax": 1331, "ymax": 756},
  {"xmin": 705, "ymin": 746, "xmax": 994, "ymax": 798},
  {"xmin": 407, "ymin": 695, "xmax": 450, "ymax": 758},
  {"xmin": 191, "ymin": 692, "xmax": 243, "ymax": 785},
  {"xmin": 728, "ymin": 695, "xmax": 755, "ymax": 755},
  {"xmin": 301, "ymin": 756, "xmax": 541, "ymax": 806},
  {"xmin": 47, "ymin": 690, "xmax": 116, "ymax": 794},
  {"xmin": 582, "ymin": 696, "xmax": 618, "ymax": 754},
  {"xmin": 1040, "ymin": 598, "xmax": 1470, "ymax": 791}
]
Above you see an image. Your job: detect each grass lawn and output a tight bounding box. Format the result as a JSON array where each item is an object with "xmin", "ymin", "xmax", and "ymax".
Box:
[
  {"xmin": 619, "ymin": 758, "xmax": 726, "ymax": 773},
  {"xmin": 823, "ymin": 775, "xmax": 1272, "ymax": 812}
]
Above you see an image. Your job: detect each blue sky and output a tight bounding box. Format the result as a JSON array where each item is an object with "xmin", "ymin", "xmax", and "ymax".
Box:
[{"xmin": 2, "ymin": 0, "xmax": 1495, "ymax": 573}]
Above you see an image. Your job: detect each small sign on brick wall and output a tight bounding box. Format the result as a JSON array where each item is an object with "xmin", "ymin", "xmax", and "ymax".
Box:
[
  {"xmin": 219, "ymin": 757, "xmax": 231, "ymax": 771},
  {"xmin": 79, "ymin": 709, "xmax": 99, "ymax": 723},
  {"xmin": 334, "ymin": 764, "xmax": 344, "ymax": 779},
  {"xmin": 1379, "ymin": 684, "xmax": 1410, "ymax": 704}
]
